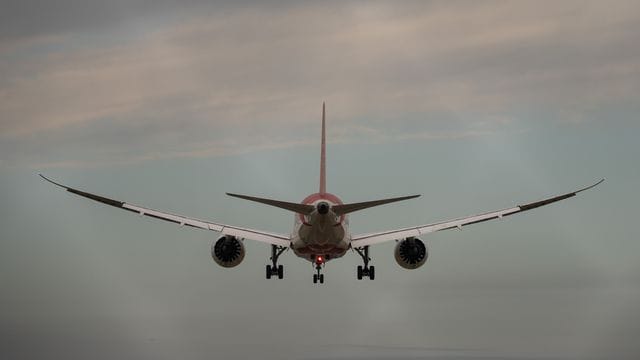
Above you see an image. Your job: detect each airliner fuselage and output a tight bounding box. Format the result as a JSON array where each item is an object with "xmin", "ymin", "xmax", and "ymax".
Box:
[{"xmin": 291, "ymin": 192, "xmax": 350, "ymax": 264}]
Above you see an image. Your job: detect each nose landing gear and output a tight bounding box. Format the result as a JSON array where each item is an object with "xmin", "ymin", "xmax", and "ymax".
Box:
[
  {"xmin": 354, "ymin": 246, "xmax": 375, "ymax": 280},
  {"xmin": 312, "ymin": 255, "xmax": 325, "ymax": 284},
  {"xmin": 313, "ymin": 272, "xmax": 324, "ymax": 284}
]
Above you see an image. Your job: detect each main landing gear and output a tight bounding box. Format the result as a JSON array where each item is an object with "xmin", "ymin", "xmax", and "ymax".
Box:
[
  {"xmin": 312, "ymin": 255, "xmax": 325, "ymax": 284},
  {"xmin": 266, "ymin": 245, "xmax": 287, "ymax": 279},
  {"xmin": 354, "ymin": 246, "xmax": 375, "ymax": 280}
]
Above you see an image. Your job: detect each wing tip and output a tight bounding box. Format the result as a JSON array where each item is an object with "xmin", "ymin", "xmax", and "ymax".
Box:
[
  {"xmin": 39, "ymin": 173, "xmax": 67, "ymax": 189},
  {"xmin": 577, "ymin": 178, "xmax": 605, "ymax": 194}
]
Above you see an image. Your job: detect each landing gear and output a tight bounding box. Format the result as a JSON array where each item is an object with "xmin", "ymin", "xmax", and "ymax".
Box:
[
  {"xmin": 312, "ymin": 255, "xmax": 325, "ymax": 284},
  {"xmin": 265, "ymin": 264, "xmax": 284, "ymax": 279},
  {"xmin": 357, "ymin": 265, "xmax": 375, "ymax": 280},
  {"xmin": 354, "ymin": 246, "xmax": 375, "ymax": 280},
  {"xmin": 313, "ymin": 265, "xmax": 325, "ymax": 284},
  {"xmin": 266, "ymin": 245, "xmax": 287, "ymax": 279},
  {"xmin": 313, "ymin": 273, "xmax": 324, "ymax": 284}
]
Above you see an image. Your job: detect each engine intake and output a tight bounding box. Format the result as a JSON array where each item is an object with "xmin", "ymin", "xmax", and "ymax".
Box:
[
  {"xmin": 211, "ymin": 236, "xmax": 245, "ymax": 268},
  {"xmin": 394, "ymin": 237, "xmax": 428, "ymax": 269}
]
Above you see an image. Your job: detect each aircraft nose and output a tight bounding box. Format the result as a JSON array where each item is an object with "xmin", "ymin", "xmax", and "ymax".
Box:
[{"xmin": 316, "ymin": 202, "xmax": 330, "ymax": 215}]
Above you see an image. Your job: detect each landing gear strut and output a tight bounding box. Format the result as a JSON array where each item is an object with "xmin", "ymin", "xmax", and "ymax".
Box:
[
  {"xmin": 313, "ymin": 264, "xmax": 324, "ymax": 284},
  {"xmin": 266, "ymin": 244, "xmax": 287, "ymax": 279},
  {"xmin": 312, "ymin": 255, "xmax": 325, "ymax": 284},
  {"xmin": 354, "ymin": 246, "xmax": 375, "ymax": 280}
]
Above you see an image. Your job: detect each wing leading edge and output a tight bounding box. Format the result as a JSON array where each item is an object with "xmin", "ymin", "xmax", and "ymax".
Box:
[
  {"xmin": 40, "ymin": 175, "xmax": 291, "ymax": 247},
  {"xmin": 350, "ymin": 179, "xmax": 604, "ymax": 248}
]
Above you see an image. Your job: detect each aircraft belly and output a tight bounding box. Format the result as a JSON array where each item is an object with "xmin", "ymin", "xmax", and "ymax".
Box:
[{"xmin": 291, "ymin": 222, "xmax": 349, "ymax": 261}]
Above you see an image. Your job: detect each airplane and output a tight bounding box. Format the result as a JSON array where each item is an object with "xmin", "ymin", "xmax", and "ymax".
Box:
[{"xmin": 40, "ymin": 103, "xmax": 603, "ymax": 284}]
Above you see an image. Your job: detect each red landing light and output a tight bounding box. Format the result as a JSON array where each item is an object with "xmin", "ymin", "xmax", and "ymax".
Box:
[{"xmin": 316, "ymin": 256, "xmax": 324, "ymax": 264}]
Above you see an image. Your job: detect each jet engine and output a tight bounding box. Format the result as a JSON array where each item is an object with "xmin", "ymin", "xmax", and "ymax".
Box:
[
  {"xmin": 211, "ymin": 236, "xmax": 245, "ymax": 268},
  {"xmin": 394, "ymin": 237, "xmax": 428, "ymax": 269}
]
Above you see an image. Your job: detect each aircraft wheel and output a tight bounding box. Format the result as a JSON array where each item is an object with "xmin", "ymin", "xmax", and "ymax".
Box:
[
  {"xmin": 278, "ymin": 265, "xmax": 284, "ymax": 279},
  {"xmin": 266, "ymin": 265, "xmax": 272, "ymax": 279},
  {"xmin": 357, "ymin": 265, "xmax": 363, "ymax": 280},
  {"xmin": 313, "ymin": 274, "xmax": 318, "ymax": 283},
  {"xmin": 319, "ymin": 274, "xmax": 324, "ymax": 284},
  {"xmin": 369, "ymin": 266, "xmax": 375, "ymax": 280}
]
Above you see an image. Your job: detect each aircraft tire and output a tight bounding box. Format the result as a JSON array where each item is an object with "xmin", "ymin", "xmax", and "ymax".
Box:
[
  {"xmin": 266, "ymin": 265, "xmax": 272, "ymax": 279},
  {"xmin": 357, "ymin": 266, "xmax": 363, "ymax": 280},
  {"xmin": 369, "ymin": 266, "xmax": 375, "ymax": 280},
  {"xmin": 278, "ymin": 265, "xmax": 284, "ymax": 279}
]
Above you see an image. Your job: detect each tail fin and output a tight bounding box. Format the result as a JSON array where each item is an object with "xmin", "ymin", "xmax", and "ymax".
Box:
[{"xmin": 319, "ymin": 102, "xmax": 326, "ymax": 194}]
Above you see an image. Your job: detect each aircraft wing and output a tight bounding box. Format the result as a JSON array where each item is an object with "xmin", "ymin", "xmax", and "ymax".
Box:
[
  {"xmin": 350, "ymin": 179, "xmax": 604, "ymax": 248},
  {"xmin": 40, "ymin": 175, "xmax": 291, "ymax": 247}
]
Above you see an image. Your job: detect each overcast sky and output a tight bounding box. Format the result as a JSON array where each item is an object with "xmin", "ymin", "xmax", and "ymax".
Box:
[{"xmin": 1, "ymin": 1, "xmax": 639, "ymax": 359}]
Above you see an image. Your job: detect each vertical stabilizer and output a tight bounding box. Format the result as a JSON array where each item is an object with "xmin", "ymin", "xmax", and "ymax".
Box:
[{"xmin": 319, "ymin": 102, "xmax": 326, "ymax": 194}]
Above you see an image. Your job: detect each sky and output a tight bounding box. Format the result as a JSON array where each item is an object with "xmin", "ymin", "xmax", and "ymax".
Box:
[{"xmin": 1, "ymin": 1, "xmax": 639, "ymax": 359}]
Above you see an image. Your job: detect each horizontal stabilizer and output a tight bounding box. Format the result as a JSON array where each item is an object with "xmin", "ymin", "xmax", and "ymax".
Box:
[
  {"xmin": 332, "ymin": 195, "xmax": 420, "ymax": 216},
  {"xmin": 226, "ymin": 193, "xmax": 315, "ymax": 215}
]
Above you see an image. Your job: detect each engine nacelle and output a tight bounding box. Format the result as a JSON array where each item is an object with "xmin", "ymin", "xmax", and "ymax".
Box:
[
  {"xmin": 211, "ymin": 236, "xmax": 245, "ymax": 268},
  {"xmin": 394, "ymin": 237, "xmax": 428, "ymax": 269}
]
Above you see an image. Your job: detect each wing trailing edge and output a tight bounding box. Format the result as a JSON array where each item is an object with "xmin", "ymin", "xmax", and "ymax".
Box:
[
  {"xmin": 350, "ymin": 179, "xmax": 604, "ymax": 248},
  {"xmin": 40, "ymin": 174, "xmax": 291, "ymax": 247}
]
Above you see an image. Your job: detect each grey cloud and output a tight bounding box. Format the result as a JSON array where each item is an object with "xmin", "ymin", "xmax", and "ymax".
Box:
[
  {"xmin": 1, "ymin": 1, "xmax": 154, "ymax": 39},
  {"xmin": 0, "ymin": 0, "xmax": 231, "ymax": 40},
  {"xmin": 1, "ymin": 1, "xmax": 639, "ymax": 167}
]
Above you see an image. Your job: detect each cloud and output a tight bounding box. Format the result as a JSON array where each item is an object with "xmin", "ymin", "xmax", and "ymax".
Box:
[{"xmin": 1, "ymin": 1, "xmax": 639, "ymax": 167}]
